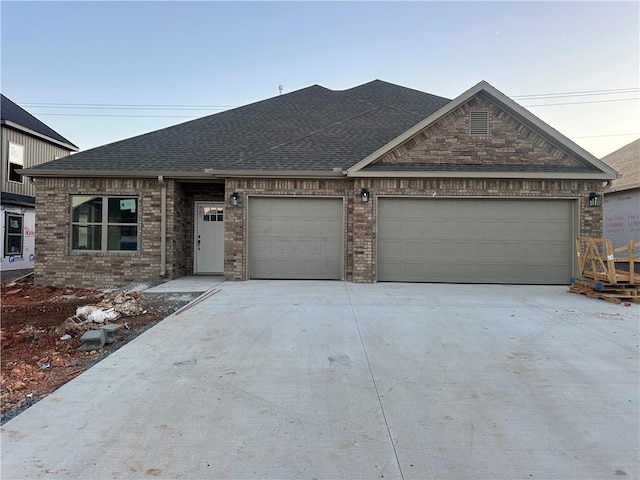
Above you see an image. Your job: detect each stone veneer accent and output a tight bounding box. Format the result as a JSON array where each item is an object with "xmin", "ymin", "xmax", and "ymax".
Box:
[{"xmin": 376, "ymin": 94, "xmax": 589, "ymax": 169}]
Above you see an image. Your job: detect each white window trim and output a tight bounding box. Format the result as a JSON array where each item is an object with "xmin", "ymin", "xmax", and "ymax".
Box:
[
  {"xmin": 70, "ymin": 195, "xmax": 139, "ymax": 252},
  {"xmin": 7, "ymin": 141, "xmax": 24, "ymax": 184}
]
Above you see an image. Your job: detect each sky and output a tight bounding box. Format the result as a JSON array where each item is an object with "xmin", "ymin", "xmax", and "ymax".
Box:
[{"xmin": 1, "ymin": 1, "xmax": 638, "ymax": 159}]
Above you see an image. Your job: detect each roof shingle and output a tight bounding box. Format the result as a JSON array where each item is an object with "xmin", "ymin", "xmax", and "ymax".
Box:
[
  {"xmin": 28, "ymin": 81, "xmax": 450, "ymax": 174},
  {"xmin": 1, "ymin": 94, "xmax": 78, "ymax": 149}
]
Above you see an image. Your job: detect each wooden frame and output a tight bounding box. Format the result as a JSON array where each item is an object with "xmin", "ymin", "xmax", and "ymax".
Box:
[{"xmin": 576, "ymin": 237, "xmax": 638, "ymax": 285}]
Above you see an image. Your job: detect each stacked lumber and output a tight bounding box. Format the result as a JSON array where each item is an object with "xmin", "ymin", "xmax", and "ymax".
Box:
[{"xmin": 570, "ymin": 237, "xmax": 639, "ymax": 304}]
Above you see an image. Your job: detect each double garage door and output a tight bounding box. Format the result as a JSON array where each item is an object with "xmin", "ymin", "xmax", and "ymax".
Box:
[
  {"xmin": 248, "ymin": 197, "xmax": 574, "ymax": 284},
  {"xmin": 378, "ymin": 198, "xmax": 574, "ymax": 284}
]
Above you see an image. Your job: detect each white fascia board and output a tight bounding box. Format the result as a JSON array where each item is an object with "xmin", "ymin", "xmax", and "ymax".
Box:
[{"xmin": 1, "ymin": 120, "xmax": 79, "ymax": 152}]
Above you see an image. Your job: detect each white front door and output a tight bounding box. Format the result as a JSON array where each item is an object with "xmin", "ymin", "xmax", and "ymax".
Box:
[{"xmin": 194, "ymin": 203, "xmax": 224, "ymax": 274}]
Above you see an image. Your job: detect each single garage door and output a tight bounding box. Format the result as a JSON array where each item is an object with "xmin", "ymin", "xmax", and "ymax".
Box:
[
  {"xmin": 378, "ymin": 198, "xmax": 574, "ymax": 284},
  {"xmin": 249, "ymin": 197, "xmax": 343, "ymax": 279}
]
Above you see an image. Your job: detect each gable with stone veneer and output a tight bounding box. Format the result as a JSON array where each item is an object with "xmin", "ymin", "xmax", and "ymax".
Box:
[{"xmin": 367, "ymin": 93, "xmax": 596, "ymax": 173}]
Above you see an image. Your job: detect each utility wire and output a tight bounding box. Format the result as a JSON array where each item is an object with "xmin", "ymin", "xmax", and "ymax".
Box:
[
  {"xmin": 512, "ymin": 87, "xmax": 639, "ymax": 99},
  {"xmin": 20, "ymin": 86, "xmax": 640, "ymax": 110},
  {"xmin": 523, "ymin": 97, "xmax": 639, "ymax": 107}
]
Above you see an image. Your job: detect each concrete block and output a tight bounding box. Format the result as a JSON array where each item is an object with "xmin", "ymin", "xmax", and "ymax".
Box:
[
  {"xmin": 78, "ymin": 329, "xmax": 106, "ymax": 351},
  {"xmin": 101, "ymin": 323, "xmax": 122, "ymax": 344}
]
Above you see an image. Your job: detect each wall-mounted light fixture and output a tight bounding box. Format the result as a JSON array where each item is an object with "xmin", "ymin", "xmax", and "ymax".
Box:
[
  {"xmin": 230, "ymin": 192, "xmax": 240, "ymax": 206},
  {"xmin": 588, "ymin": 192, "xmax": 602, "ymax": 207},
  {"xmin": 360, "ymin": 188, "xmax": 370, "ymax": 203}
]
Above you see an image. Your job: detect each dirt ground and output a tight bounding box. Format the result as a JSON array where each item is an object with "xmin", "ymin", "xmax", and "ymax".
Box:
[{"xmin": 1, "ymin": 276, "xmax": 185, "ymax": 424}]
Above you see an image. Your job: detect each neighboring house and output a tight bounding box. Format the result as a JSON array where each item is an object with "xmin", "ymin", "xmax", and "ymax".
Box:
[
  {"xmin": 22, "ymin": 80, "xmax": 617, "ymax": 288},
  {"xmin": 1, "ymin": 94, "xmax": 78, "ymax": 275},
  {"xmin": 602, "ymin": 138, "xmax": 640, "ymax": 249}
]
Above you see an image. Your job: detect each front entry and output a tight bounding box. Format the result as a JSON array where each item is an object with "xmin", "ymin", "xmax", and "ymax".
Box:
[{"xmin": 194, "ymin": 202, "xmax": 224, "ymax": 274}]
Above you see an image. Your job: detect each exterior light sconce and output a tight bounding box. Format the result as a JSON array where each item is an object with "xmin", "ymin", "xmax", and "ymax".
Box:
[
  {"xmin": 230, "ymin": 192, "xmax": 240, "ymax": 206},
  {"xmin": 588, "ymin": 192, "xmax": 602, "ymax": 207},
  {"xmin": 360, "ymin": 188, "xmax": 370, "ymax": 203}
]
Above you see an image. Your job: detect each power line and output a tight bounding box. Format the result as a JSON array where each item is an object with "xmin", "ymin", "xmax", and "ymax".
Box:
[
  {"xmin": 20, "ymin": 86, "xmax": 640, "ymax": 110},
  {"xmin": 21, "ymin": 102, "xmax": 235, "ymax": 109},
  {"xmin": 523, "ymin": 97, "xmax": 639, "ymax": 107},
  {"xmin": 33, "ymin": 113, "xmax": 200, "ymax": 118},
  {"xmin": 512, "ymin": 87, "xmax": 639, "ymax": 100},
  {"xmin": 32, "ymin": 95, "xmax": 639, "ymax": 119},
  {"xmin": 570, "ymin": 132, "xmax": 640, "ymax": 139}
]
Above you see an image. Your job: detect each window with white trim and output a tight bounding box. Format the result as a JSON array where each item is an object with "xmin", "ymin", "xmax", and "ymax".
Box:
[
  {"xmin": 8, "ymin": 142, "xmax": 24, "ymax": 183},
  {"xmin": 71, "ymin": 195, "xmax": 138, "ymax": 251},
  {"xmin": 4, "ymin": 212, "xmax": 24, "ymax": 255},
  {"xmin": 469, "ymin": 110, "xmax": 490, "ymax": 136}
]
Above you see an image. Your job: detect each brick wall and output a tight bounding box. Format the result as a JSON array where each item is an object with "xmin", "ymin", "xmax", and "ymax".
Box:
[
  {"xmin": 34, "ymin": 173, "xmax": 604, "ymax": 287},
  {"xmin": 173, "ymin": 182, "xmax": 224, "ymax": 277},
  {"xmin": 352, "ymin": 178, "xmax": 603, "ymax": 282},
  {"xmin": 224, "ymin": 178, "xmax": 353, "ymax": 281},
  {"xmin": 34, "ymin": 177, "xmax": 176, "ymax": 288}
]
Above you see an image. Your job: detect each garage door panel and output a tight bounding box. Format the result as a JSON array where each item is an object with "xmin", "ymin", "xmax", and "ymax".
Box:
[
  {"xmin": 249, "ymin": 198, "xmax": 342, "ymax": 280},
  {"xmin": 378, "ymin": 198, "xmax": 573, "ymax": 284}
]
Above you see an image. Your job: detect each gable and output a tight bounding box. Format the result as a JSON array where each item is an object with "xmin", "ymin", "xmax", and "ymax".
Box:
[
  {"xmin": 365, "ymin": 93, "xmax": 594, "ymax": 173},
  {"xmin": 349, "ymin": 81, "xmax": 617, "ymax": 180}
]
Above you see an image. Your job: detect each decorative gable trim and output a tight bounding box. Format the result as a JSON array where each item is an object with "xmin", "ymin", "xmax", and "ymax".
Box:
[{"xmin": 347, "ymin": 81, "xmax": 618, "ymax": 180}]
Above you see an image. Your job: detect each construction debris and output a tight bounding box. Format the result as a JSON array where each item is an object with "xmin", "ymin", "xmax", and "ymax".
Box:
[
  {"xmin": 570, "ymin": 237, "xmax": 640, "ymax": 304},
  {"xmin": 2, "ymin": 277, "xmax": 179, "ymax": 421},
  {"xmin": 56, "ymin": 290, "xmax": 146, "ymax": 335}
]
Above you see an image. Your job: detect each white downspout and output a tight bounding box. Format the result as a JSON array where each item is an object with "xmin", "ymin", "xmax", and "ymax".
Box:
[{"xmin": 158, "ymin": 175, "xmax": 167, "ymax": 278}]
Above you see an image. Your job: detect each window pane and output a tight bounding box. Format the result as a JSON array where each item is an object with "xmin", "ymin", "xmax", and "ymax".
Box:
[
  {"xmin": 5, "ymin": 235, "xmax": 23, "ymax": 255},
  {"xmin": 72, "ymin": 225, "xmax": 102, "ymax": 250},
  {"xmin": 108, "ymin": 225, "xmax": 137, "ymax": 251},
  {"xmin": 108, "ymin": 198, "xmax": 137, "ymax": 223},
  {"xmin": 8, "ymin": 163, "xmax": 22, "ymax": 183},
  {"xmin": 72, "ymin": 196, "xmax": 102, "ymax": 223},
  {"xmin": 6, "ymin": 215, "xmax": 22, "ymax": 234}
]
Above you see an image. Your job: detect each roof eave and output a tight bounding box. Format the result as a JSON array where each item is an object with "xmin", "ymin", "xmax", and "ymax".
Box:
[
  {"xmin": 205, "ymin": 169, "xmax": 347, "ymax": 179},
  {"xmin": 19, "ymin": 169, "xmax": 217, "ymax": 181},
  {"xmin": 1, "ymin": 120, "xmax": 79, "ymax": 151},
  {"xmin": 348, "ymin": 170, "xmax": 617, "ymax": 180}
]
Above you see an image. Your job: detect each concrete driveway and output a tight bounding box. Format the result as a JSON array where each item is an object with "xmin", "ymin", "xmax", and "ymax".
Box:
[{"xmin": 1, "ymin": 281, "xmax": 638, "ymax": 479}]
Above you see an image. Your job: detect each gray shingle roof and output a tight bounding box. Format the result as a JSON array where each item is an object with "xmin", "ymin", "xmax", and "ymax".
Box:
[
  {"xmin": 602, "ymin": 138, "xmax": 640, "ymax": 193},
  {"xmin": 1, "ymin": 94, "xmax": 78, "ymax": 150},
  {"xmin": 28, "ymin": 80, "xmax": 450, "ymax": 174}
]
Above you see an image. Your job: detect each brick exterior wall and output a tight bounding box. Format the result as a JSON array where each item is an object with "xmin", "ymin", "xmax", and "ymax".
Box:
[
  {"xmin": 352, "ymin": 178, "xmax": 603, "ymax": 282},
  {"xmin": 377, "ymin": 94, "xmax": 587, "ymax": 169},
  {"xmin": 34, "ymin": 178, "xmax": 226, "ymax": 287},
  {"xmin": 224, "ymin": 178, "xmax": 354, "ymax": 281},
  {"xmin": 32, "ymin": 96, "xmax": 606, "ymax": 287},
  {"xmin": 173, "ymin": 182, "xmax": 225, "ymax": 277},
  {"xmin": 34, "ymin": 177, "xmax": 176, "ymax": 287}
]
